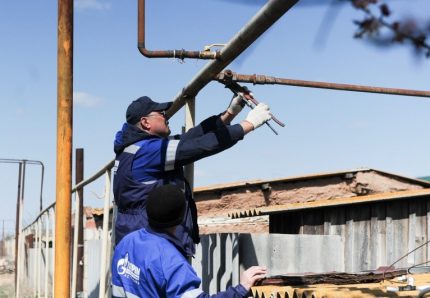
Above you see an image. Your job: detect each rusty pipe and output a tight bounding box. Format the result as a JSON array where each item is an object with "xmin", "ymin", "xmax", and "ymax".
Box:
[
  {"xmin": 137, "ymin": 0, "xmax": 220, "ymax": 60},
  {"xmin": 167, "ymin": 0, "xmax": 300, "ymax": 117},
  {"xmin": 216, "ymin": 70, "xmax": 430, "ymax": 98}
]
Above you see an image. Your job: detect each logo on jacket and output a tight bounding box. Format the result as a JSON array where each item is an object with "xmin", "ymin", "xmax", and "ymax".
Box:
[{"xmin": 117, "ymin": 253, "xmax": 140, "ymax": 284}]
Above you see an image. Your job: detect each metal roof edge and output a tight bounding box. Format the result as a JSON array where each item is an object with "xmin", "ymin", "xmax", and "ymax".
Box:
[
  {"xmin": 367, "ymin": 168, "xmax": 430, "ymax": 187},
  {"xmin": 195, "ymin": 167, "xmax": 430, "ymax": 194},
  {"xmin": 229, "ymin": 188, "xmax": 430, "ymax": 219},
  {"xmin": 194, "ymin": 167, "xmax": 373, "ymax": 193}
]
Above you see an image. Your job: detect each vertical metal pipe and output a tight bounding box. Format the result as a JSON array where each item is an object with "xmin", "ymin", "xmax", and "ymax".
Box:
[
  {"xmin": 38, "ymin": 219, "xmax": 43, "ymax": 297},
  {"xmin": 99, "ymin": 170, "xmax": 111, "ymax": 298},
  {"xmin": 32, "ymin": 222, "xmax": 35, "ymax": 296},
  {"xmin": 55, "ymin": 0, "xmax": 73, "ymax": 297},
  {"xmin": 44, "ymin": 212, "xmax": 49, "ymax": 298},
  {"xmin": 14, "ymin": 162, "xmax": 22, "ymax": 293},
  {"xmin": 184, "ymin": 98, "xmax": 195, "ymax": 188},
  {"xmin": 15, "ymin": 161, "xmax": 26, "ymax": 298},
  {"xmin": 39, "ymin": 163, "xmax": 45, "ymax": 212},
  {"xmin": 76, "ymin": 148, "xmax": 84, "ymax": 295},
  {"xmin": 0, "ymin": 221, "xmax": 2, "ymax": 258},
  {"xmin": 71, "ymin": 192, "xmax": 80, "ymax": 298},
  {"xmin": 51, "ymin": 209, "xmax": 56, "ymax": 297},
  {"xmin": 34, "ymin": 221, "xmax": 39, "ymax": 297}
]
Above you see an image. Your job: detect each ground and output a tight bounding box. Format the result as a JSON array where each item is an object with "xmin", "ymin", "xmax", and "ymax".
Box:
[{"xmin": 0, "ymin": 273, "xmax": 14, "ymax": 298}]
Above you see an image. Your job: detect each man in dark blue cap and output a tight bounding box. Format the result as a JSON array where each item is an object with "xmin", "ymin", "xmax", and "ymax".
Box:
[{"xmin": 113, "ymin": 95, "xmax": 271, "ymax": 256}]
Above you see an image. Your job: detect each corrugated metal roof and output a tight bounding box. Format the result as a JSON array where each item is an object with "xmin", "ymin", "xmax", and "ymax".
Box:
[
  {"xmin": 229, "ymin": 188, "xmax": 430, "ymax": 219},
  {"xmin": 194, "ymin": 168, "xmax": 430, "ymax": 194},
  {"xmin": 251, "ymin": 273, "xmax": 430, "ymax": 298}
]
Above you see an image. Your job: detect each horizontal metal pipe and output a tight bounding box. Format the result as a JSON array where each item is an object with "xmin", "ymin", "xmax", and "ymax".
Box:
[
  {"xmin": 215, "ymin": 70, "xmax": 430, "ymax": 98},
  {"xmin": 0, "ymin": 158, "xmax": 44, "ymax": 166},
  {"xmin": 71, "ymin": 159, "xmax": 114, "ymax": 192},
  {"xmin": 167, "ymin": 0, "xmax": 300, "ymax": 116},
  {"xmin": 137, "ymin": 0, "xmax": 219, "ymax": 60}
]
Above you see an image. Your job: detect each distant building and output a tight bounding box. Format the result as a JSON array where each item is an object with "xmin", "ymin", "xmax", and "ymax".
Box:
[{"xmin": 194, "ymin": 168, "xmax": 430, "ymax": 273}]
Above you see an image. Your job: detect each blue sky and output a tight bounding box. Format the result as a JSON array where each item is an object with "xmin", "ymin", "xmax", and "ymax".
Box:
[{"xmin": 0, "ymin": 0, "xmax": 429, "ymax": 231}]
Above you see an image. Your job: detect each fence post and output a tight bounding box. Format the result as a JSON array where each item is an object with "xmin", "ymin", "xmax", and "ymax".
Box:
[
  {"xmin": 99, "ymin": 170, "xmax": 112, "ymax": 298},
  {"xmin": 71, "ymin": 192, "xmax": 80, "ymax": 298},
  {"xmin": 44, "ymin": 212, "xmax": 50, "ymax": 298}
]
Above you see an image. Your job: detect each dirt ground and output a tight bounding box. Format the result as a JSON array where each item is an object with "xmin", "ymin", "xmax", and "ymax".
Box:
[{"xmin": 0, "ymin": 273, "xmax": 14, "ymax": 298}]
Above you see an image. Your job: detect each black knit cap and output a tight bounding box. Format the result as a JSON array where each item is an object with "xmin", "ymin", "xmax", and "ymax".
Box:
[
  {"xmin": 126, "ymin": 96, "xmax": 172, "ymax": 124},
  {"xmin": 147, "ymin": 184, "xmax": 186, "ymax": 229}
]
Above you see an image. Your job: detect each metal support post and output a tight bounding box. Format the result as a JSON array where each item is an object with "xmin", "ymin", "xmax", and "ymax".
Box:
[{"xmin": 184, "ymin": 98, "xmax": 195, "ymax": 188}]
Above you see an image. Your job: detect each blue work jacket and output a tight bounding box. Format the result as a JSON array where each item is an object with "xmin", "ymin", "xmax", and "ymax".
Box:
[
  {"xmin": 113, "ymin": 115, "xmax": 245, "ymax": 256},
  {"xmin": 111, "ymin": 228, "xmax": 249, "ymax": 298}
]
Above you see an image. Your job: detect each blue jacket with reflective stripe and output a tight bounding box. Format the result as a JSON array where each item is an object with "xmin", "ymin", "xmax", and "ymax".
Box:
[
  {"xmin": 111, "ymin": 228, "xmax": 249, "ymax": 298},
  {"xmin": 113, "ymin": 115, "xmax": 245, "ymax": 256}
]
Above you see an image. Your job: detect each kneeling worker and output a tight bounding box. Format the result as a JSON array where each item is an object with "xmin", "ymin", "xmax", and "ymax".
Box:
[{"xmin": 111, "ymin": 184, "xmax": 267, "ymax": 298}]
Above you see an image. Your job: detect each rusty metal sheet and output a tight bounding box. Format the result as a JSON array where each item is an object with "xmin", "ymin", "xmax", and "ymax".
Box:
[
  {"xmin": 229, "ymin": 188, "xmax": 430, "ymax": 219},
  {"xmin": 251, "ymin": 273, "xmax": 430, "ymax": 298}
]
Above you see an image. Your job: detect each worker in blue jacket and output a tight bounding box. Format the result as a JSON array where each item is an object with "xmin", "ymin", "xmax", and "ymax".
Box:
[
  {"xmin": 111, "ymin": 184, "xmax": 267, "ymax": 298},
  {"xmin": 113, "ymin": 95, "xmax": 272, "ymax": 255}
]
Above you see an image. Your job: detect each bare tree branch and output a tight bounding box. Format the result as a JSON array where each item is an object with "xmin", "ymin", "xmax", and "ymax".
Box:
[{"xmin": 351, "ymin": 0, "xmax": 430, "ymax": 57}]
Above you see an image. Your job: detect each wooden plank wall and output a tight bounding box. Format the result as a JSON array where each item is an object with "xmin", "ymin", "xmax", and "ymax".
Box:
[{"xmin": 269, "ymin": 196, "xmax": 430, "ymax": 272}]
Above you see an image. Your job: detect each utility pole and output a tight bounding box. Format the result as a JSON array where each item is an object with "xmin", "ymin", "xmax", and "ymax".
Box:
[{"xmin": 55, "ymin": 0, "xmax": 73, "ymax": 297}]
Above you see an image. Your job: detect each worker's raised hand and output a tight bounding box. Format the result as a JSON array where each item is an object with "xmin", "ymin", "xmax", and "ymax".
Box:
[
  {"xmin": 227, "ymin": 95, "xmax": 246, "ymax": 115},
  {"xmin": 240, "ymin": 266, "xmax": 267, "ymax": 291},
  {"xmin": 245, "ymin": 103, "xmax": 272, "ymax": 130}
]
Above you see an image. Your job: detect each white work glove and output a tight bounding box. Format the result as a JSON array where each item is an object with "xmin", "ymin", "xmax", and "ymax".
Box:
[
  {"xmin": 227, "ymin": 95, "xmax": 245, "ymax": 115},
  {"xmin": 245, "ymin": 103, "xmax": 272, "ymax": 129}
]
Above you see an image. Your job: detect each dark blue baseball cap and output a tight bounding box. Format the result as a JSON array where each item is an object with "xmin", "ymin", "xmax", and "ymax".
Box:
[{"xmin": 126, "ymin": 96, "xmax": 172, "ymax": 124}]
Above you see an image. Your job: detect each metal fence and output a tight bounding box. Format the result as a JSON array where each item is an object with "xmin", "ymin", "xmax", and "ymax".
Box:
[
  {"xmin": 16, "ymin": 160, "xmax": 114, "ymax": 298},
  {"xmin": 13, "ymin": 158, "xmax": 430, "ymax": 297},
  {"xmin": 15, "ymin": 181, "xmax": 348, "ymax": 298}
]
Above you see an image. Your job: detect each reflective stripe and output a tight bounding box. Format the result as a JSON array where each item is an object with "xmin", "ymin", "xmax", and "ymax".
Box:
[
  {"xmin": 142, "ymin": 180, "xmax": 157, "ymax": 185},
  {"xmin": 112, "ymin": 284, "xmax": 141, "ymax": 298},
  {"xmin": 165, "ymin": 140, "xmax": 179, "ymax": 171},
  {"xmin": 113, "ymin": 160, "xmax": 120, "ymax": 174},
  {"xmin": 124, "ymin": 144, "xmax": 140, "ymax": 154},
  {"xmin": 112, "ymin": 285, "xmax": 126, "ymax": 297},
  {"xmin": 181, "ymin": 288, "xmax": 204, "ymax": 298}
]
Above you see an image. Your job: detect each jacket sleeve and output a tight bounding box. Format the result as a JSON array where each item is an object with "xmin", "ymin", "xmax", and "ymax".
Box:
[
  {"xmin": 111, "ymin": 249, "xmax": 125, "ymax": 298},
  {"xmin": 180, "ymin": 114, "xmax": 227, "ymax": 140},
  {"xmin": 164, "ymin": 123, "xmax": 245, "ymax": 170},
  {"xmin": 163, "ymin": 253, "xmax": 249, "ymax": 298},
  {"xmin": 111, "ymin": 271, "xmax": 126, "ymax": 298},
  {"xmin": 195, "ymin": 285, "xmax": 250, "ymax": 298}
]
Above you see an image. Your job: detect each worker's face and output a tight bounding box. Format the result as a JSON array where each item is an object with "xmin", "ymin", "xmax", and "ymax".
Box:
[{"xmin": 144, "ymin": 111, "xmax": 171, "ymax": 137}]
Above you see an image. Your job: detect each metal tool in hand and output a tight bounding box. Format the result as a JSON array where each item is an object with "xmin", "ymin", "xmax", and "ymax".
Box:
[
  {"xmin": 217, "ymin": 70, "xmax": 285, "ymax": 135},
  {"xmin": 229, "ymin": 85, "xmax": 285, "ymax": 135}
]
